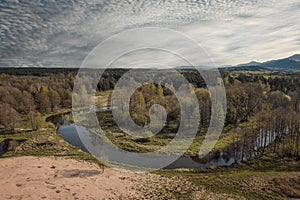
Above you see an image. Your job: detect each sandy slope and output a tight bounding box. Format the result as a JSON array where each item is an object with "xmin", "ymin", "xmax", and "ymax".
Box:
[{"xmin": 0, "ymin": 156, "xmax": 228, "ymax": 200}]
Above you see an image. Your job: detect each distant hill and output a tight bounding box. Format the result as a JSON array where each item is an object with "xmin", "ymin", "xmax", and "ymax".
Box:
[
  {"xmin": 261, "ymin": 54, "xmax": 300, "ymax": 70},
  {"xmin": 224, "ymin": 54, "xmax": 300, "ymax": 72},
  {"xmin": 288, "ymin": 54, "xmax": 300, "ymax": 62}
]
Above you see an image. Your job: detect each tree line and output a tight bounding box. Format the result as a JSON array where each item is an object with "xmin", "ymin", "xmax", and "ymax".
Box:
[{"xmin": 0, "ymin": 68, "xmax": 299, "ymax": 159}]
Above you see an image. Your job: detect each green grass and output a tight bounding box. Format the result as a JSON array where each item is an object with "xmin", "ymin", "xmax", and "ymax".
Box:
[
  {"xmin": 0, "ymin": 134, "xmax": 29, "ymax": 143},
  {"xmin": 156, "ymin": 152, "xmax": 300, "ymax": 199},
  {"xmin": 0, "ymin": 110, "xmax": 104, "ymax": 168}
]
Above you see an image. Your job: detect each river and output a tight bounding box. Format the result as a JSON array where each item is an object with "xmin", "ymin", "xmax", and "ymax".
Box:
[{"xmin": 47, "ymin": 113, "xmax": 270, "ymax": 169}]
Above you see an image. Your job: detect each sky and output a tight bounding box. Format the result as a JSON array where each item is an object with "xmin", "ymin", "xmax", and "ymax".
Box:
[{"xmin": 0, "ymin": 0, "xmax": 300, "ymax": 67}]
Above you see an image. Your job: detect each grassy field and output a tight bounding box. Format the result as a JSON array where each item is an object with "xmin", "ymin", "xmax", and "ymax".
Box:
[
  {"xmin": 156, "ymin": 151, "xmax": 300, "ymax": 200},
  {"xmin": 96, "ymin": 128, "xmax": 238, "ymax": 156}
]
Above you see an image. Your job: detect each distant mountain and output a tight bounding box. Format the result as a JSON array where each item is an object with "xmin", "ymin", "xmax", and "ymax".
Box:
[
  {"xmin": 260, "ymin": 54, "xmax": 300, "ymax": 70},
  {"xmin": 288, "ymin": 54, "xmax": 300, "ymax": 62},
  {"xmin": 236, "ymin": 61, "xmax": 262, "ymax": 67},
  {"xmin": 225, "ymin": 54, "xmax": 300, "ymax": 72}
]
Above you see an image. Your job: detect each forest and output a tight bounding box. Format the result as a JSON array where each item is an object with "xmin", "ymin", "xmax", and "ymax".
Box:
[{"xmin": 1, "ymin": 67, "xmax": 300, "ymax": 161}]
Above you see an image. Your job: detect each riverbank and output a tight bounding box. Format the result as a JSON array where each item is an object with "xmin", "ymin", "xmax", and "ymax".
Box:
[
  {"xmin": 0, "ymin": 156, "xmax": 235, "ymax": 200},
  {"xmin": 0, "ymin": 120, "xmax": 102, "ymax": 166},
  {"xmin": 1, "ymin": 155, "xmax": 299, "ymax": 199}
]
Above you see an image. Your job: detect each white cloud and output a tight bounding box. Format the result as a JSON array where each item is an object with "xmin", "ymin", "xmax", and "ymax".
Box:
[{"xmin": 0, "ymin": 0, "xmax": 299, "ymax": 67}]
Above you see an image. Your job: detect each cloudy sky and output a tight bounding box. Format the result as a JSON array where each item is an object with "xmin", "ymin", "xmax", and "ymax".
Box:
[{"xmin": 0, "ymin": 0, "xmax": 300, "ymax": 67}]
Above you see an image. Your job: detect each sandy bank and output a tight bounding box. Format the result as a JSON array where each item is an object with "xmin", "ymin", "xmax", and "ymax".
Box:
[{"xmin": 0, "ymin": 156, "xmax": 228, "ymax": 200}]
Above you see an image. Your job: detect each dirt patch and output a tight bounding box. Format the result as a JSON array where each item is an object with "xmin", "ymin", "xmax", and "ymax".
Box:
[{"xmin": 61, "ymin": 169, "xmax": 102, "ymax": 178}]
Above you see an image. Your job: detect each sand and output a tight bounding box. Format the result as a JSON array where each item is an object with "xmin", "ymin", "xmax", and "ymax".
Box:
[
  {"xmin": 0, "ymin": 156, "xmax": 229, "ymax": 200},
  {"xmin": 0, "ymin": 156, "xmax": 147, "ymax": 199}
]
